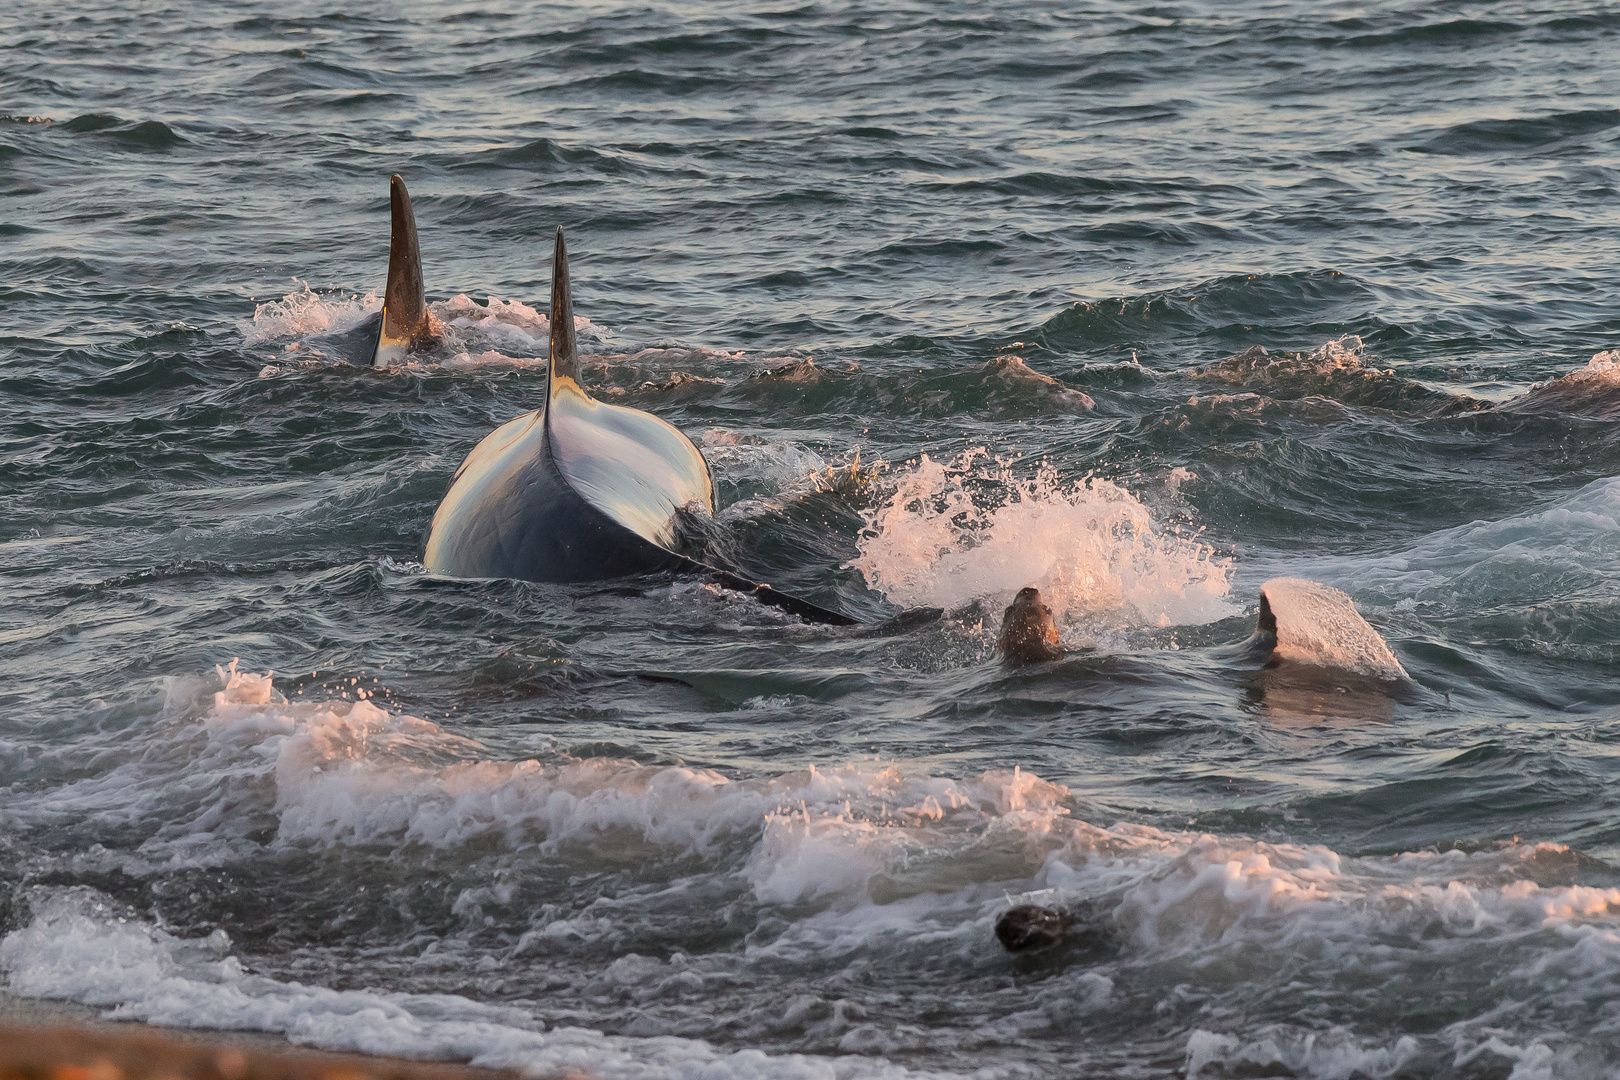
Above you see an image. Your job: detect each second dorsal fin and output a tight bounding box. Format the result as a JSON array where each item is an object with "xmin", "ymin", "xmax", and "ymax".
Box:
[
  {"xmin": 374, "ymin": 174, "xmax": 433, "ymax": 366},
  {"xmin": 546, "ymin": 226, "xmax": 581, "ymax": 412}
]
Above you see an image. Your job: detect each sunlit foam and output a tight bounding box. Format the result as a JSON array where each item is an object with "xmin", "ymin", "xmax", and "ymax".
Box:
[
  {"xmin": 243, "ymin": 284, "xmax": 607, "ymax": 370},
  {"xmin": 1339, "ymin": 473, "xmax": 1620, "ymax": 645},
  {"xmin": 243, "ymin": 280, "xmax": 379, "ymax": 344},
  {"xmin": 0, "ymin": 889, "xmax": 946, "ymax": 1079},
  {"xmin": 1197, "ymin": 335, "xmax": 1384, "ymax": 386},
  {"xmin": 6, "ymin": 665, "xmax": 1617, "ymax": 1074},
  {"xmin": 1186, "ymin": 1027, "xmax": 1420, "ymax": 1079},
  {"xmin": 850, "ymin": 450, "xmax": 1234, "ymax": 628}
]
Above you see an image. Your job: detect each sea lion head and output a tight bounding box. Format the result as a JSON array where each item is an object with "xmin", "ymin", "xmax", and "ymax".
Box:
[
  {"xmin": 994, "ymin": 904, "xmax": 1070, "ymax": 952},
  {"xmin": 997, "ymin": 586, "xmax": 1063, "ymax": 665}
]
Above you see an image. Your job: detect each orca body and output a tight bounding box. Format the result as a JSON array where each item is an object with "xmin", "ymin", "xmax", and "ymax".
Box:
[{"xmin": 424, "ymin": 229, "xmax": 856, "ymax": 625}]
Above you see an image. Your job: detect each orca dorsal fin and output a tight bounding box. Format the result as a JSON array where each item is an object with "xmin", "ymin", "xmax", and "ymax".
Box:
[
  {"xmin": 374, "ymin": 174, "xmax": 432, "ymax": 366},
  {"xmin": 547, "ymin": 227, "xmax": 582, "ymax": 410}
]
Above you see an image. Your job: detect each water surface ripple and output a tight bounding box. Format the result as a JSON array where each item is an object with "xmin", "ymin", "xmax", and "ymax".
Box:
[{"xmin": 4, "ymin": 2, "xmax": 1620, "ymax": 1077}]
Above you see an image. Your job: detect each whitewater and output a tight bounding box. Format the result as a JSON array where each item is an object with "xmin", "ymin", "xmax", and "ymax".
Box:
[{"xmin": 5, "ymin": 1, "xmax": 1620, "ymax": 1076}]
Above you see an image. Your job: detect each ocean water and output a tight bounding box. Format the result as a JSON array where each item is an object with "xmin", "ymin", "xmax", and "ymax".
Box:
[{"xmin": 4, "ymin": 1, "xmax": 1620, "ymax": 1076}]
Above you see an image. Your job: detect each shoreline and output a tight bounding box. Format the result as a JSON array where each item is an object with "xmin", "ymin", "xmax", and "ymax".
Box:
[{"xmin": 0, "ymin": 991, "xmax": 524, "ymax": 1080}]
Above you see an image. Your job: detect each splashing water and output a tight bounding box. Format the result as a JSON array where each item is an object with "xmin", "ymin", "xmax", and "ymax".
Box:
[
  {"xmin": 244, "ymin": 284, "xmax": 607, "ymax": 368},
  {"xmin": 4, "ymin": 668, "xmax": 1615, "ymax": 1078},
  {"xmin": 242, "ymin": 281, "xmax": 380, "ymax": 344},
  {"xmin": 1555, "ymin": 348, "xmax": 1620, "ymax": 386},
  {"xmin": 851, "ymin": 451, "xmax": 1234, "ymax": 627},
  {"xmin": 14, "ymin": 2, "xmax": 1620, "ymax": 1073}
]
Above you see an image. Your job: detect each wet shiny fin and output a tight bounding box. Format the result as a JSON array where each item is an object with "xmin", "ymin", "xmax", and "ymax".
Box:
[
  {"xmin": 373, "ymin": 174, "xmax": 433, "ymax": 366},
  {"xmin": 545, "ymin": 226, "xmax": 581, "ymax": 416}
]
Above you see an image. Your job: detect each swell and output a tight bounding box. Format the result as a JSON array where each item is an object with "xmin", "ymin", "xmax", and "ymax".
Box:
[{"xmin": 4, "ymin": 1, "xmax": 1620, "ymax": 1075}]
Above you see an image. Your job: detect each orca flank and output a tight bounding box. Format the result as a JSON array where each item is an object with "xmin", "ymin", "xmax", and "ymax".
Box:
[{"xmin": 422, "ymin": 228, "xmax": 856, "ymax": 625}]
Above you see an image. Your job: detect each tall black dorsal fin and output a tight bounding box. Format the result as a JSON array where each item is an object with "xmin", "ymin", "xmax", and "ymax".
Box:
[
  {"xmin": 374, "ymin": 174, "xmax": 431, "ymax": 366},
  {"xmin": 546, "ymin": 226, "xmax": 582, "ymax": 415}
]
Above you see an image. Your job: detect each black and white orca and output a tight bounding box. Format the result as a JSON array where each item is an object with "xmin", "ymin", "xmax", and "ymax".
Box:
[{"xmin": 422, "ymin": 227, "xmax": 856, "ymax": 625}]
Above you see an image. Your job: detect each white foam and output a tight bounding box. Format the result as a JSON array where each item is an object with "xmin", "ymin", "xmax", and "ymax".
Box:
[
  {"xmin": 0, "ymin": 889, "xmax": 956, "ymax": 1079},
  {"xmin": 9, "ymin": 668, "xmax": 1073, "ymax": 890},
  {"xmin": 1444, "ymin": 1032, "xmax": 1573, "ymax": 1080},
  {"xmin": 1032, "ymin": 822, "xmax": 1620, "ymax": 1058},
  {"xmin": 9, "ymin": 667, "xmax": 1618, "ymax": 1071},
  {"xmin": 436, "ymin": 293, "xmax": 547, "ymax": 348},
  {"xmin": 434, "ymin": 293, "xmax": 605, "ymax": 370},
  {"xmin": 243, "ymin": 281, "xmax": 380, "ymax": 344},
  {"xmin": 850, "ymin": 450, "xmax": 1234, "ymax": 628},
  {"xmin": 703, "ymin": 436, "xmax": 830, "ymax": 488},
  {"xmin": 745, "ymin": 767, "xmax": 1072, "ymax": 907},
  {"xmin": 242, "ymin": 285, "xmax": 608, "ymax": 369},
  {"xmin": 9, "ymin": 782, "xmax": 1611, "ymax": 1075},
  {"xmin": 1186, "ymin": 1027, "xmax": 1419, "ymax": 1080}
]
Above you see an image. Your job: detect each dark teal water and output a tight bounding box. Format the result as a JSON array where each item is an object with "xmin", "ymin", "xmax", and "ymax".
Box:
[{"xmin": 5, "ymin": 2, "xmax": 1620, "ymax": 1076}]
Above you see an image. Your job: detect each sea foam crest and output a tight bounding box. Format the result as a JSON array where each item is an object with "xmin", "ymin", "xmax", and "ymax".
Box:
[
  {"xmin": 30, "ymin": 667, "xmax": 1075, "ymax": 889},
  {"xmin": 0, "ymin": 889, "xmax": 950, "ymax": 1080},
  {"xmin": 1185, "ymin": 1027, "xmax": 1420, "ymax": 1080},
  {"xmin": 7, "ymin": 668, "xmax": 1620, "ymax": 1073},
  {"xmin": 851, "ymin": 450, "xmax": 1233, "ymax": 628}
]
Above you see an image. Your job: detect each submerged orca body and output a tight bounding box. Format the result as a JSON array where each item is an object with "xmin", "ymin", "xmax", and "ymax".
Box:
[
  {"xmin": 340, "ymin": 175, "xmax": 438, "ymax": 367},
  {"xmin": 424, "ymin": 229, "xmax": 856, "ymax": 625}
]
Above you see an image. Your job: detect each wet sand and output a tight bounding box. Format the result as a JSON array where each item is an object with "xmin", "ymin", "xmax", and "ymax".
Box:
[{"xmin": 0, "ymin": 992, "xmax": 529, "ymax": 1080}]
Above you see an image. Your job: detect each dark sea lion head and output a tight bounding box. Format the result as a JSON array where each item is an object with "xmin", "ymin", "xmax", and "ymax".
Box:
[
  {"xmin": 994, "ymin": 904, "xmax": 1070, "ymax": 952},
  {"xmin": 997, "ymin": 586, "xmax": 1063, "ymax": 664}
]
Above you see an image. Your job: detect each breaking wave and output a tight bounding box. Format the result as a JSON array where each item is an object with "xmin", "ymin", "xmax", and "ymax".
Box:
[
  {"xmin": 4, "ymin": 665, "xmax": 1618, "ymax": 1075},
  {"xmin": 0, "ymin": 888, "xmax": 949, "ymax": 1080}
]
